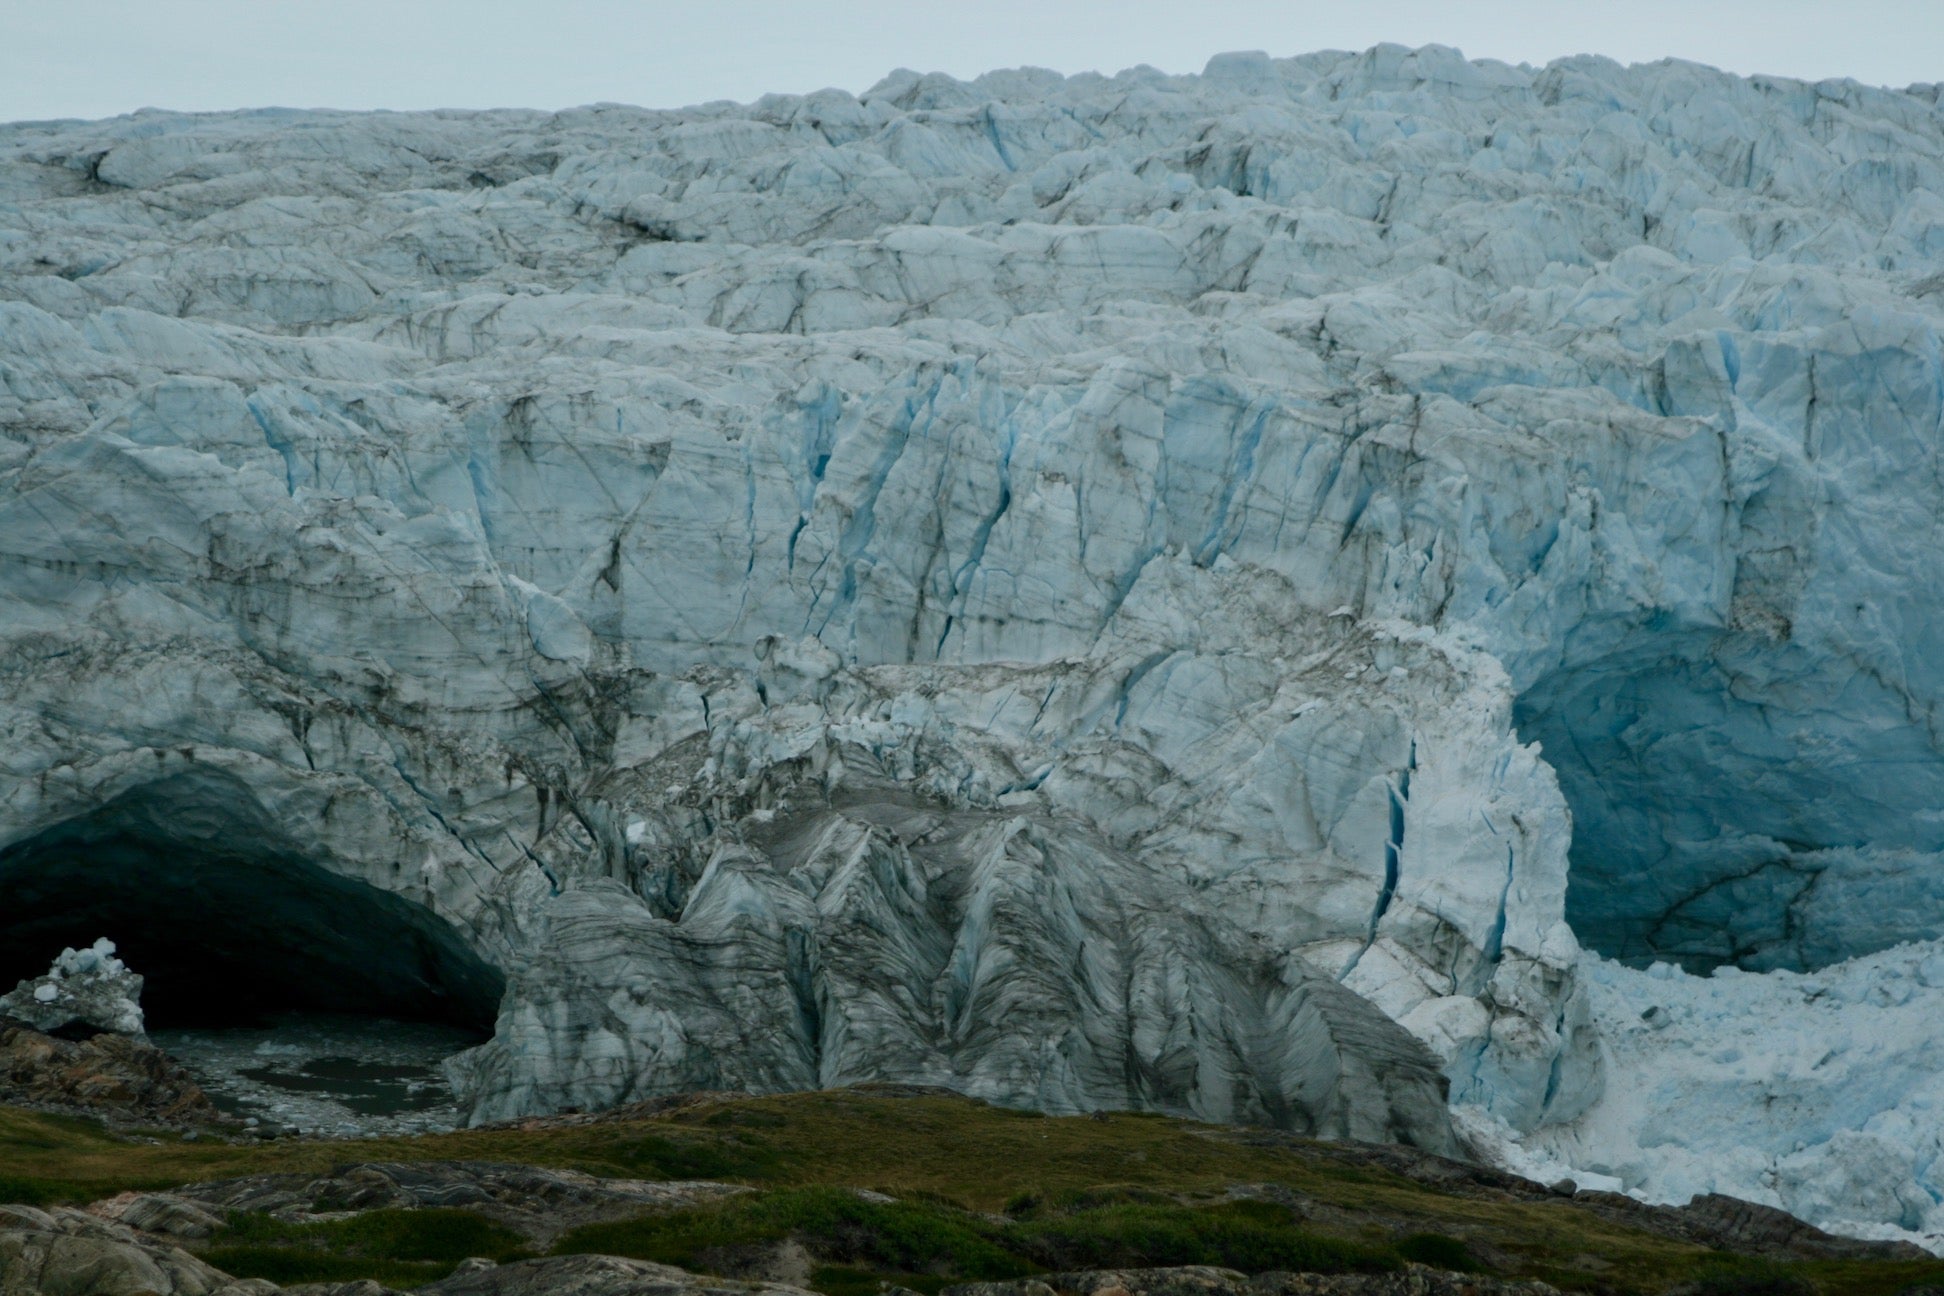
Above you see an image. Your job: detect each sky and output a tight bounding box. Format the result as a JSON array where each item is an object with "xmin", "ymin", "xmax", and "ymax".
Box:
[{"xmin": 2, "ymin": 0, "xmax": 1941, "ymax": 123}]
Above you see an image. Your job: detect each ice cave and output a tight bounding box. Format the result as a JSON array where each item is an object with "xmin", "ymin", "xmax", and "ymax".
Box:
[
  {"xmin": 0, "ymin": 768, "xmax": 502, "ymax": 1030},
  {"xmin": 1517, "ymin": 641, "xmax": 1944, "ymax": 975}
]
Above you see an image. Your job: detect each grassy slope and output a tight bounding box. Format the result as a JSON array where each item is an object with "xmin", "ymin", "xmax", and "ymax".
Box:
[{"xmin": 3, "ymin": 1090, "xmax": 1940, "ymax": 1296}]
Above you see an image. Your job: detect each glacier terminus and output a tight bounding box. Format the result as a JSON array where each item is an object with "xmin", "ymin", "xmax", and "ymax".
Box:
[{"xmin": 3, "ymin": 43, "xmax": 1944, "ymax": 1246}]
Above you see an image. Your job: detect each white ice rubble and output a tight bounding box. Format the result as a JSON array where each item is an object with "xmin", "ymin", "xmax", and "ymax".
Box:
[
  {"xmin": 0, "ymin": 938, "xmax": 146, "ymax": 1038},
  {"xmin": 2, "ymin": 43, "xmax": 1944, "ymax": 1241},
  {"xmin": 1466, "ymin": 946, "xmax": 1944, "ymax": 1253}
]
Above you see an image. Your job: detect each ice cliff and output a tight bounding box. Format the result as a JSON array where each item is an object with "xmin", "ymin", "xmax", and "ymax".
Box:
[{"xmin": 3, "ymin": 43, "xmax": 1944, "ymax": 1239}]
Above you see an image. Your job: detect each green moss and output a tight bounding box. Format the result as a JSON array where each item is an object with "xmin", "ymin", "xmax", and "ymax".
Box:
[
  {"xmin": 554, "ymin": 1185, "xmax": 1033, "ymax": 1281},
  {"xmin": 192, "ymin": 1247, "xmax": 454, "ymax": 1289},
  {"xmin": 555, "ymin": 1188, "xmax": 1394, "ymax": 1294},
  {"xmin": 0, "ymin": 1174, "xmax": 94, "ymax": 1207},
  {"xmin": 1012, "ymin": 1199, "xmax": 1397, "ymax": 1275},
  {"xmin": 225, "ymin": 1207, "xmax": 531, "ymax": 1263},
  {"xmin": 1005, "ymin": 1184, "xmax": 1177, "ymax": 1218},
  {"xmin": 201, "ymin": 1207, "xmax": 533, "ymax": 1288},
  {"xmin": 1677, "ymin": 1266, "xmax": 1818, "ymax": 1296},
  {"xmin": 1396, "ymin": 1233, "xmax": 1484, "ymax": 1273},
  {"xmin": 595, "ymin": 1131, "xmax": 784, "ymax": 1180}
]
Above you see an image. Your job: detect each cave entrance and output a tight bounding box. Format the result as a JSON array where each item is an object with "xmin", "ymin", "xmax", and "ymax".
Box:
[
  {"xmin": 0, "ymin": 771, "xmax": 503, "ymax": 1032},
  {"xmin": 1514, "ymin": 637, "xmax": 1944, "ymax": 974}
]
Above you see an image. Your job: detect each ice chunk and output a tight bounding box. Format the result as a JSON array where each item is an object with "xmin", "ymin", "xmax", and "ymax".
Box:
[{"xmin": 0, "ymin": 940, "xmax": 146, "ymax": 1037}]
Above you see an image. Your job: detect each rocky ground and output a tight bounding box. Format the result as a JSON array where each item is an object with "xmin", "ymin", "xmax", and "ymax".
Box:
[
  {"xmin": 3, "ymin": 1084, "xmax": 1940, "ymax": 1296},
  {"xmin": 1, "ymin": 1161, "xmax": 761, "ymax": 1295},
  {"xmin": 0, "ymin": 1015, "xmax": 222, "ymax": 1128},
  {"xmin": 0, "ymin": 1202, "xmax": 1567, "ymax": 1296},
  {"xmin": 0, "ymin": 1154, "xmax": 1924, "ymax": 1296},
  {"xmin": 117, "ymin": 1160, "xmax": 751, "ymax": 1246}
]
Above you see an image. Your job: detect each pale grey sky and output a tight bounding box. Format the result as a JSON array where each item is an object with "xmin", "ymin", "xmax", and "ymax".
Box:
[{"xmin": 2, "ymin": 0, "xmax": 1940, "ymax": 124}]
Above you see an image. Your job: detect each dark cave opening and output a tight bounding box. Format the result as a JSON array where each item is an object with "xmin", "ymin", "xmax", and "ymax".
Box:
[{"xmin": 0, "ymin": 770, "xmax": 503, "ymax": 1032}]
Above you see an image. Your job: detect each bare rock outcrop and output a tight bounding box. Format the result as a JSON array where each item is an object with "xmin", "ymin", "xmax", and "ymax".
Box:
[{"xmin": 0, "ymin": 1017, "xmax": 218, "ymax": 1125}]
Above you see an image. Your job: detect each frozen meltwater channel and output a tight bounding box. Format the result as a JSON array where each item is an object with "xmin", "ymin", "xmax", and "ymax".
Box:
[{"xmin": 151, "ymin": 1015, "xmax": 484, "ymax": 1137}]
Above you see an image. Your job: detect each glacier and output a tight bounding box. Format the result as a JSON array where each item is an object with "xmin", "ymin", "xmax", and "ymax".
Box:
[{"xmin": 3, "ymin": 42, "xmax": 1944, "ymax": 1240}]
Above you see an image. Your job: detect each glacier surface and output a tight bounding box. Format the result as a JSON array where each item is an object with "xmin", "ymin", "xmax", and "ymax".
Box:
[{"xmin": 2, "ymin": 43, "xmax": 1944, "ymax": 1239}]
